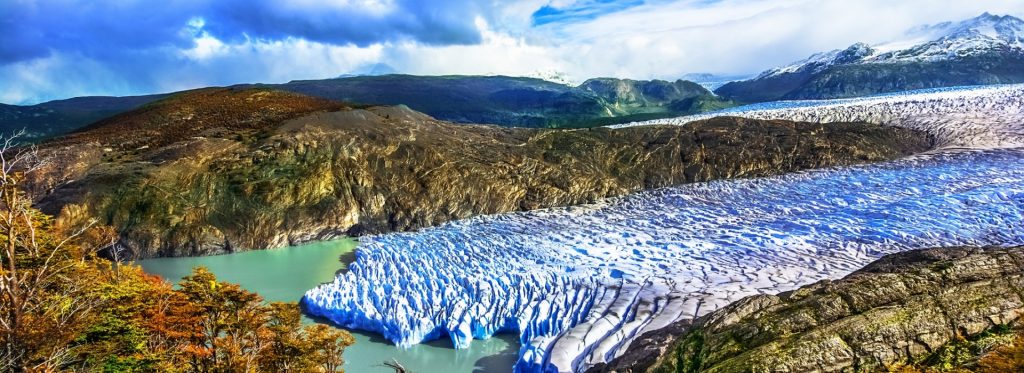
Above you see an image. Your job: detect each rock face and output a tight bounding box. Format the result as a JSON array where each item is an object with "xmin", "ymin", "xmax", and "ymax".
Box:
[
  {"xmin": 27, "ymin": 88, "xmax": 929, "ymax": 258},
  {"xmin": 717, "ymin": 13, "xmax": 1024, "ymax": 102},
  {"xmin": 595, "ymin": 246, "xmax": 1024, "ymax": 372}
]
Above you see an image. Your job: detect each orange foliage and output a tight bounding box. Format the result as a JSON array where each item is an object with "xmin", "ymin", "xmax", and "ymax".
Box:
[
  {"xmin": 978, "ymin": 334, "xmax": 1024, "ymax": 372},
  {"xmin": 0, "ymin": 134, "xmax": 355, "ymax": 372}
]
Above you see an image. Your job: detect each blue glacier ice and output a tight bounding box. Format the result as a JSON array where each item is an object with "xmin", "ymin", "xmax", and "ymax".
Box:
[{"xmin": 303, "ymin": 85, "xmax": 1024, "ymax": 372}]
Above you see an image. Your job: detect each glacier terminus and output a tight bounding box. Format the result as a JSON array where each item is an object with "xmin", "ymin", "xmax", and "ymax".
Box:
[{"xmin": 303, "ymin": 84, "xmax": 1024, "ymax": 372}]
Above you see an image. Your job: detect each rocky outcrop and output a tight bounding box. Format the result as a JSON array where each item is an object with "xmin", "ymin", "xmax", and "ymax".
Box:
[
  {"xmin": 28, "ymin": 88, "xmax": 931, "ymax": 258},
  {"xmin": 595, "ymin": 246, "xmax": 1024, "ymax": 372}
]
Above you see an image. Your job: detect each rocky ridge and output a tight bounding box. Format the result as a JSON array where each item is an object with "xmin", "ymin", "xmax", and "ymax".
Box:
[{"xmin": 594, "ymin": 246, "xmax": 1024, "ymax": 372}]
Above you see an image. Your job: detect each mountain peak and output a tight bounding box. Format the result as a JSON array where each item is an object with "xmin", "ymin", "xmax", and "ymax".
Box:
[
  {"xmin": 719, "ymin": 12, "xmax": 1024, "ymax": 102},
  {"xmin": 758, "ymin": 12, "xmax": 1024, "ymax": 80},
  {"xmin": 755, "ymin": 42, "xmax": 874, "ymax": 79},
  {"xmin": 909, "ymin": 12, "xmax": 1024, "ymax": 45},
  {"xmin": 867, "ymin": 12, "xmax": 1024, "ymax": 63}
]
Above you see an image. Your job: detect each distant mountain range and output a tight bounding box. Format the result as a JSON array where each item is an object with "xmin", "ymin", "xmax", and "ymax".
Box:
[
  {"xmin": 248, "ymin": 75, "xmax": 730, "ymax": 128},
  {"xmin": 336, "ymin": 62, "xmax": 399, "ymax": 78},
  {"xmin": 0, "ymin": 94, "xmax": 168, "ymax": 140},
  {"xmin": 1, "ymin": 75, "xmax": 731, "ymax": 140},
  {"xmin": 717, "ymin": 13, "xmax": 1024, "ymax": 102}
]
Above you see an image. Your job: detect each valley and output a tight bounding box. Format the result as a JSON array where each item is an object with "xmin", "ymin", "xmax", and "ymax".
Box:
[{"xmin": 4, "ymin": 6, "xmax": 1024, "ymax": 373}]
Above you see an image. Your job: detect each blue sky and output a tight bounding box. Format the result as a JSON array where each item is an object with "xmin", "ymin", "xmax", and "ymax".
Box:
[{"xmin": 2, "ymin": 0, "xmax": 1023, "ymax": 105}]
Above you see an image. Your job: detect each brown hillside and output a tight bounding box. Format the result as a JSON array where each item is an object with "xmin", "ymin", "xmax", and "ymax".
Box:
[{"xmin": 53, "ymin": 88, "xmax": 350, "ymax": 148}]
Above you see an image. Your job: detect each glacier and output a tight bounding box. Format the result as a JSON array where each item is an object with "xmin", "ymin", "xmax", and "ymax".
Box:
[
  {"xmin": 615, "ymin": 83, "xmax": 1024, "ymax": 148},
  {"xmin": 303, "ymin": 84, "xmax": 1024, "ymax": 372}
]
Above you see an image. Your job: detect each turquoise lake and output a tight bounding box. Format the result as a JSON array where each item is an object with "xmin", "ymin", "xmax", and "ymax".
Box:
[{"xmin": 137, "ymin": 238, "xmax": 518, "ymax": 373}]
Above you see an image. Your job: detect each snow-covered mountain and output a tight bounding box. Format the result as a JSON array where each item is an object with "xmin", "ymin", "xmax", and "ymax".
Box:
[
  {"xmin": 717, "ymin": 13, "xmax": 1024, "ymax": 102},
  {"xmin": 755, "ymin": 42, "xmax": 876, "ymax": 79},
  {"xmin": 874, "ymin": 12, "xmax": 1024, "ymax": 63}
]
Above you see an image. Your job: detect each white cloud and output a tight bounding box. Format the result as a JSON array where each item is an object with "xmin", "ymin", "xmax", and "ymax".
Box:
[
  {"xmin": 5, "ymin": 0, "xmax": 1024, "ymax": 104},
  {"xmin": 530, "ymin": 0, "xmax": 1024, "ymax": 79},
  {"xmin": 379, "ymin": 17, "xmax": 567, "ymax": 79}
]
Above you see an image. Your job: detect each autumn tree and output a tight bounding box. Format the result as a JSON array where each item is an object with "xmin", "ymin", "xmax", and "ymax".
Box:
[
  {"xmin": 0, "ymin": 132, "xmax": 355, "ymax": 372},
  {"xmin": 263, "ymin": 302, "xmax": 308, "ymax": 372},
  {"xmin": 303, "ymin": 323, "xmax": 354, "ymax": 372},
  {"xmin": 0, "ymin": 132, "xmax": 113, "ymax": 372},
  {"xmin": 173, "ymin": 269, "xmax": 355, "ymax": 373}
]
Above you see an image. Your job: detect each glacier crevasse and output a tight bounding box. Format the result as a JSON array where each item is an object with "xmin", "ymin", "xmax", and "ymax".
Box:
[{"xmin": 304, "ymin": 84, "xmax": 1024, "ymax": 372}]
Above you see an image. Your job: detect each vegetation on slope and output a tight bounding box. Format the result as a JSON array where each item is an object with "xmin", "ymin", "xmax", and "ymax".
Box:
[
  {"xmin": 25, "ymin": 88, "xmax": 931, "ymax": 258},
  {"xmin": 0, "ymin": 138, "xmax": 353, "ymax": 372}
]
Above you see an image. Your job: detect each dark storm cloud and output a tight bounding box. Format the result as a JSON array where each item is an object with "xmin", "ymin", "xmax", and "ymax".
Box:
[
  {"xmin": 204, "ymin": 0, "xmax": 487, "ymax": 47},
  {"xmin": 0, "ymin": 0, "xmax": 488, "ymax": 64}
]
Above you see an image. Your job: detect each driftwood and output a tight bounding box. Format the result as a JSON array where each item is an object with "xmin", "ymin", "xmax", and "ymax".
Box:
[{"xmin": 382, "ymin": 358, "xmax": 407, "ymax": 373}]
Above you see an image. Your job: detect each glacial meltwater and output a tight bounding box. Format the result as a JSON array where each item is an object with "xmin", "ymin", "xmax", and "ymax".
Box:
[{"xmin": 137, "ymin": 239, "xmax": 519, "ymax": 373}]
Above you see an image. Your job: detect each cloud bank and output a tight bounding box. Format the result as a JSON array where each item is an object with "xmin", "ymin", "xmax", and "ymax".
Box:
[{"xmin": 2, "ymin": 0, "xmax": 1023, "ymax": 104}]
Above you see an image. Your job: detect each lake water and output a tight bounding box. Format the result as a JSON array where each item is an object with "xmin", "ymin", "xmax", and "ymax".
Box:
[{"xmin": 137, "ymin": 238, "xmax": 518, "ymax": 373}]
